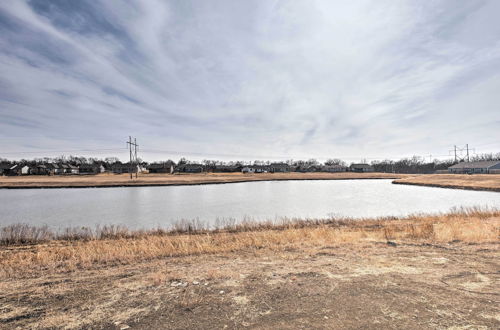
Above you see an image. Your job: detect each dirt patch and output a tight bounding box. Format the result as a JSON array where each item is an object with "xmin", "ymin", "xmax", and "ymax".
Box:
[{"xmin": 0, "ymin": 242, "xmax": 498, "ymax": 329}]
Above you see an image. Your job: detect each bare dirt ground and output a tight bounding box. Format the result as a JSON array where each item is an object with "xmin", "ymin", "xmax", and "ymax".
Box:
[
  {"xmin": 1, "ymin": 242, "xmax": 498, "ymax": 329},
  {"xmin": 0, "ymin": 172, "xmax": 408, "ymax": 189},
  {"xmin": 393, "ymin": 174, "xmax": 500, "ymax": 192}
]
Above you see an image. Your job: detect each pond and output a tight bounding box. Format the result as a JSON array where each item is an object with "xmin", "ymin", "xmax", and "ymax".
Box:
[{"xmin": 0, "ymin": 179, "xmax": 498, "ymax": 229}]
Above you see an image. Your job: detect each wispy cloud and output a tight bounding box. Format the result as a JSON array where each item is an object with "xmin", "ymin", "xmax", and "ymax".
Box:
[{"xmin": 0, "ymin": 0, "xmax": 499, "ymax": 161}]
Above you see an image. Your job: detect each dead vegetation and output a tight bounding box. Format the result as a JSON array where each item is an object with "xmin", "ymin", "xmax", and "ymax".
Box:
[
  {"xmin": 1, "ymin": 208, "xmax": 498, "ymax": 278},
  {"xmin": 393, "ymin": 173, "xmax": 500, "ymax": 191},
  {"xmin": 0, "ymin": 171, "xmax": 407, "ymax": 188}
]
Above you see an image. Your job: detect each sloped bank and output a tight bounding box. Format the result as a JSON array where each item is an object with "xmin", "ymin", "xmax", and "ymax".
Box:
[{"xmin": 392, "ymin": 174, "xmax": 500, "ymax": 192}]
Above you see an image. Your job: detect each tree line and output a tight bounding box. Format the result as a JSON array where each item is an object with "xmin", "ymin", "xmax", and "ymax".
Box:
[{"xmin": 1, "ymin": 152, "xmax": 499, "ymax": 174}]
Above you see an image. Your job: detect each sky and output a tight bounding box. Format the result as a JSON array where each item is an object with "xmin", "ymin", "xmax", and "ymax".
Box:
[{"xmin": 0, "ymin": 0, "xmax": 499, "ymax": 163}]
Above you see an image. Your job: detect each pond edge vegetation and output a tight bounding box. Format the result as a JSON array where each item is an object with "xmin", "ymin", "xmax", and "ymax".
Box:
[{"xmin": 0, "ymin": 207, "xmax": 498, "ymax": 278}]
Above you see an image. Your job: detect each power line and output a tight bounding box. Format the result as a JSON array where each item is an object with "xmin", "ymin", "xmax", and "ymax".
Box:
[
  {"xmin": 140, "ymin": 148, "xmax": 455, "ymax": 161},
  {"xmin": 0, "ymin": 148, "xmax": 128, "ymax": 155}
]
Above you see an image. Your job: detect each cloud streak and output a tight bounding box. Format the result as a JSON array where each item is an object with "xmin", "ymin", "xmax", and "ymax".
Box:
[{"xmin": 0, "ymin": 0, "xmax": 499, "ymax": 161}]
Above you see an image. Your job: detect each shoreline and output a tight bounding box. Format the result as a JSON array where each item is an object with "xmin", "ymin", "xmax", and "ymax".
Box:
[
  {"xmin": 0, "ymin": 176, "xmax": 400, "ymax": 189},
  {"xmin": 392, "ymin": 180, "xmax": 500, "ymax": 192},
  {"xmin": 392, "ymin": 174, "xmax": 500, "ymax": 192},
  {"xmin": 0, "ymin": 172, "xmax": 407, "ymax": 189}
]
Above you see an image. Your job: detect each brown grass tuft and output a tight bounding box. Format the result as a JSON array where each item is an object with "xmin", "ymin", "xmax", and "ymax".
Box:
[{"xmin": 0, "ymin": 208, "xmax": 498, "ymax": 278}]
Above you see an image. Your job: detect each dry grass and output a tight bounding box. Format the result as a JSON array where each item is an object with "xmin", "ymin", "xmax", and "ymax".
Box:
[
  {"xmin": 1, "ymin": 208, "xmax": 498, "ymax": 278},
  {"xmin": 0, "ymin": 171, "xmax": 408, "ymax": 188},
  {"xmin": 394, "ymin": 174, "xmax": 500, "ymax": 191}
]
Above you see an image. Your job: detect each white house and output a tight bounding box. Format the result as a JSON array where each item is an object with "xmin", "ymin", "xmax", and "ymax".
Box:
[{"xmin": 242, "ymin": 167, "xmax": 255, "ymax": 173}]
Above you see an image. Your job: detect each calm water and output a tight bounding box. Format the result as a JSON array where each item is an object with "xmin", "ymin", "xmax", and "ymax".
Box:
[{"xmin": 0, "ymin": 179, "xmax": 498, "ymax": 229}]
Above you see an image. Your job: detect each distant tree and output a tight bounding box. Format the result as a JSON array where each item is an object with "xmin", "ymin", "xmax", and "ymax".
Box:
[
  {"xmin": 325, "ymin": 158, "xmax": 347, "ymax": 167},
  {"xmin": 306, "ymin": 158, "xmax": 319, "ymax": 166},
  {"xmin": 178, "ymin": 157, "xmax": 189, "ymax": 165},
  {"xmin": 471, "ymin": 152, "xmax": 500, "ymax": 161},
  {"xmin": 105, "ymin": 157, "xmax": 120, "ymax": 164}
]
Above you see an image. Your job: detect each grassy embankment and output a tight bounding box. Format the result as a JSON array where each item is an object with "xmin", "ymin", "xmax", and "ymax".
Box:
[
  {"xmin": 1, "ymin": 208, "xmax": 499, "ymax": 329},
  {"xmin": 1, "ymin": 208, "xmax": 498, "ymax": 278},
  {"xmin": 393, "ymin": 174, "xmax": 500, "ymax": 192},
  {"xmin": 0, "ymin": 172, "xmax": 408, "ymax": 188}
]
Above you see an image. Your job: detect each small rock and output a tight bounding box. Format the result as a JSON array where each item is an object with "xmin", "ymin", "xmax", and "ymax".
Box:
[
  {"xmin": 204, "ymin": 282, "xmax": 209, "ymax": 286},
  {"xmin": 324, "ymin": 316, "xmax": 329, "ymax": 320},
  {"xmin": 192, "ymin": 281, "xmax": 200, "ymax": 285},
  {"xmin": 219, "ymin": 290, "xmax": 225, "ymax": 294},
  {"xmin": 120, "ymin": 325, "xmax": 130, "ymax": 330},
  {"xmin": 170, "ymin": 281, "xmax": 187, "ymax": 287}
]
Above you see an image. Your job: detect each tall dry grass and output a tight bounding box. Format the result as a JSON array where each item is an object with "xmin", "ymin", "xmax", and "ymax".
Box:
[{"xmin": 0, "ymin": 208, "xmax": 498, "ymax": 278}]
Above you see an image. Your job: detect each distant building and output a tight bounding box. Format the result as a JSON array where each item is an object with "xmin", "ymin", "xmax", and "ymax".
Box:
[
  {"xmin": 52, "ymin": 164, "xmax": 65, "ymax": 175},
  {"xmin": 242, "ymin": 166, "xmax": 255, "ymax": 174},
  {"xmin": 241, "ymin": 165, "xmax": 270, "ymax": 173},
  {"xmin": 111, "ymin": 163, "xmax": 140, "ymax": 174},
  {"xmin": 448, "ymin": 161, "xmax": 500, "ymax": 174},
  {"xmin": 322, "ymin": 165, "xmax": 347, "ymax": 172},
  {"xmin": 0, "ymin": 163, "xmax": 11, "ymax": 176},
  {"xmin": 148, "ymin": 162, "xmax": 175, "ymax": 174},
  {"xmin": 34, "ymin": 164, "xmax": 50, "ymax": 175},
  {"xmin": 254, "ymin": 165, "xmax": 270, "ymax": 173},
  {"xmin": 6, "ymin": 164, "xmax": 30, "ymax": 176},
  {"xmin": 67, "ymin": 164, "xmax": 80, "ymax": 174},
  {"xmin": 79, "ymin": 164, "xmax": 105, "ymax": 174},
  {"xmin": 175, "ymin": 164, "xmax": 204, "ymax": 173},
  {"xmin": 213, "ymin": 165, "xmax": 241, "ymax": 173},
  {"xmin": 269, "ymin": 163, "xmax": 290, "ymax": 173},
  {"xmin": 349, "ymin": 164, "xmax": 374, "ymax": 172},
  {"xmin": 296, "ymin": 165, "xmax": 321, "ymax": 172},
  {"xmin": 46, "ymin": 163, "xmax": 64, "ymax": 175}
]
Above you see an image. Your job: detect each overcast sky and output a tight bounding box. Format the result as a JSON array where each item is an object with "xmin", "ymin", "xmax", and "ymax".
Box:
[{"xmin": 0, "ymin": 0, "xmax": 499, "ymax": 162}]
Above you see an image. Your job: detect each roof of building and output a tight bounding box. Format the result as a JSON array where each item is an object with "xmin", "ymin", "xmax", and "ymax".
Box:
[
  {"xmin": 79, "ymin": 163, "xmax": 101, "ymax": 168},
  {"xmin": 215, "ymin": 165, "xmax": 240, "ymax": 169},
  {"xmin": 449, "ymin": 161, "xmax": 500, "ymax": 169},
  {"xmin": 177, "ymin": 164, "xmax": 203, "ymax": 168},
  {"xmin": 148, "ymin": 162, "xmax": 175, "ymax": 169}
]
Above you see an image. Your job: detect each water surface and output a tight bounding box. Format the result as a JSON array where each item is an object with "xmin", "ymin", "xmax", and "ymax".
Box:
[{"xmin": 0, "ymin": 179, "xmax": 498, "ymax": 229}]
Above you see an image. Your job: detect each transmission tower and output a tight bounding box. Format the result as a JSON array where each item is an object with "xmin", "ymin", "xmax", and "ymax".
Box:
[
  {"xmin": 126, "ymin": 136, "xmax": 139, "ymax": 179},
  {"xmin": 450, "ymin": 144, "xmax": 474, "ymax": 163}
]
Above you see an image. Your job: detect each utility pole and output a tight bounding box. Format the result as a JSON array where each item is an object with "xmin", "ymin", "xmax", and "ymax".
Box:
[
  {"xmin": 134, "ymin": 137, "xmax": 138, "ymax": 179},
  {"xmin": 454, "ymin": 145, "xmax": 457, "ymax": 163},
  {"xmin": 466, "ymin": 144, "xmax": 470, "ymax": 162},
  {"xmin": 126, "ymin": 136, "xmax": 139, "ymax": 180}
]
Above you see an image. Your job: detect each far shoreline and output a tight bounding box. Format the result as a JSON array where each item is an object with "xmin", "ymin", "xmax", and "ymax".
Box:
[
  {"xmin": 0, "ymin": 176, "xmax": 401, "ymax": 190},
  {"xmin": 0, "ymin": 172, "xmax": 407, "ymax": 190},
  {"xmin": 0, "ymin": 172, "xmax": 498, "ymax": 192}
]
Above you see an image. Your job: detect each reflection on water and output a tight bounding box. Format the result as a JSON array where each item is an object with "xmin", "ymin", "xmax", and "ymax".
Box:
[{"xmin": 0, "ymin": 179, "xmax": 498, "ymax": 229}]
